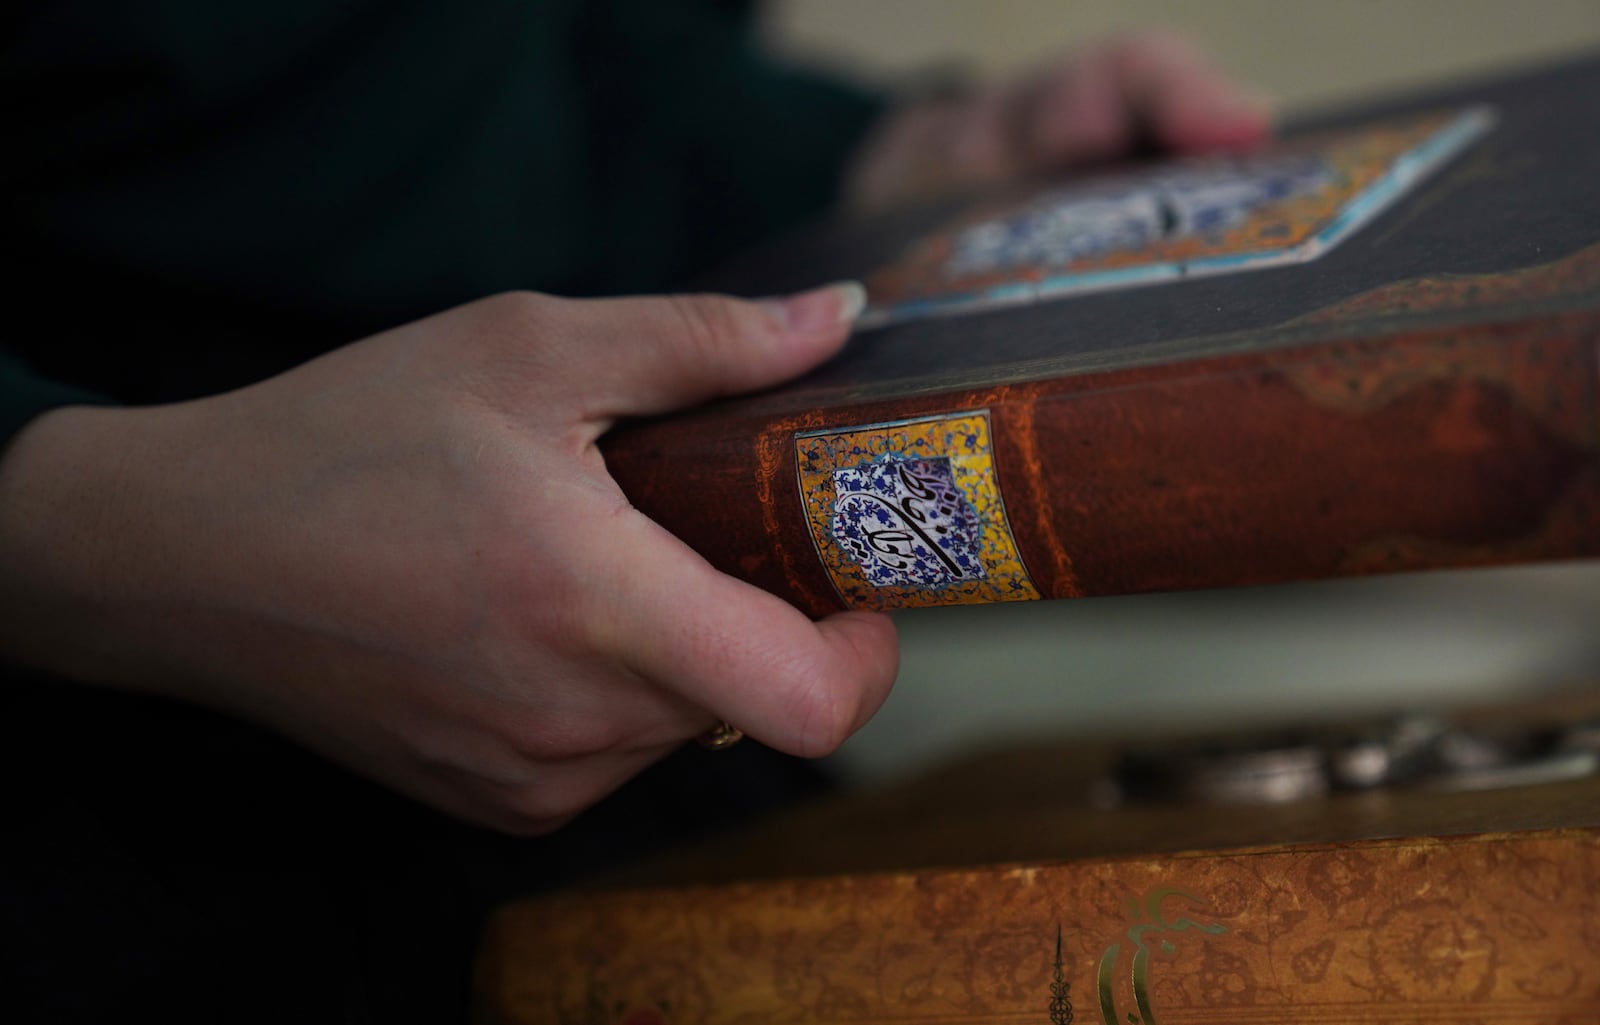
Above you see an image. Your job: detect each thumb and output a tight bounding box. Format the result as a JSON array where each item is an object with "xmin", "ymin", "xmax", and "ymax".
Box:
[{"xmin": 562, "ymin": 281, "xmax": 868, "ymax": 419}]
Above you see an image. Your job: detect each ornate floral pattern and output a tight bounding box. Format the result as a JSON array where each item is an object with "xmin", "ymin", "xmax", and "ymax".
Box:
[
  {"xmin": 863, "ymin": 106, "xmax": 1497, "ymax": 326},
  {"xmin": 944, "ymin": 154, "xmax": 1333, "ymax": 280},
  {"xmin": 796, "ymin": 412, "xmax": 1039, "ymax": 609},
  {"xmin": 481, "ymin": 832, "xmax": 1600, "ymax": 1024},
  {"xmin": 830, "ymin": 457, "xmax": 985, "ymax": 589}
]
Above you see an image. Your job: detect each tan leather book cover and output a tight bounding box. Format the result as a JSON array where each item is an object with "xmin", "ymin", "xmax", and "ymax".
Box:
[
  {"xmin": 479, "ymin": 828, "xmax": 1600, "ymax": 1025},
  {"xmin": 477, "ymin": 695, "xmax": 1600, "ymax": 1024}
]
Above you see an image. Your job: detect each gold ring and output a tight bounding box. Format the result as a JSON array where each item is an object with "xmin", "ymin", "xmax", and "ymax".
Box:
[{"xmin": 696, "ymin": 721, "xmax": 744, "ymax": 751}]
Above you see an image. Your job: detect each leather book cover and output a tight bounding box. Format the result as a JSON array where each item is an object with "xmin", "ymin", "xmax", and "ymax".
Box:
[
  {"xmin": 601, "ymin": 55, "xmax": 1600, "ymax": 617},
  {"xmin": 476, "ymin": 694, "xmax": 1600, "ymax": 1024},
  {"xmin": 480, "ymin": 829, "xmax": 1600, "ymax": 1025}
]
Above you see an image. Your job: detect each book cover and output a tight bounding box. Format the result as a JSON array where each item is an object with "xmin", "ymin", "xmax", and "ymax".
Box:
[
  {"xmin": 480, "ymin": 828, "xmax": 1600, "ymax": 1025},
  {"xmin": 602, "ymin": 56, "xmax": 1600, "ymax": 617},
  {"xmin": 477, "ymin": 694, "xmax": 1600, "ymax": 1024}
]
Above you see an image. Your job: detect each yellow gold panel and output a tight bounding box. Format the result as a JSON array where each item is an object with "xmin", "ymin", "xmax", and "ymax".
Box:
[{"xmin": 796, "ymin": 411, "xmax": 1039, "ymax": 610}]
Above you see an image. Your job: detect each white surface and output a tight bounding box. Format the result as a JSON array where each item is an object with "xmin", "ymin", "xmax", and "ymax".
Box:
[{"xmin": 828, "ymin": 562, "xmax": 1600, "ymax": 784}]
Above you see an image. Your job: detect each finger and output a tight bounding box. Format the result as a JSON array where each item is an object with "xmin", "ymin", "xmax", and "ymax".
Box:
[
  {"xmin": 508, "ymin": 741, "xmax": 683, "ymax": 835},
  {"xmin": 1020, "ymin": 33, "xmax": 1271, "ymax": 169},
  {"xmin": 1108, "ymin": 32, "xmax": 1272, "ymax": 152},
  {"xmin": 556, "ymin": 282, "xmax": 868, "ymax": 421},
  {"xmin": 1015, "ymin": 46, "xmax": 1138, "ymax": 167},
  {"xmin": 582, "ymin": 512, "xmax": 899, "ymax": 759},
  {"xmin": 433, "ymin": 740, "xmax": 683, "ymax": 836},
  {"xmin": 485, "ymin": 658, "xmax": 721, "ymax": 761}
]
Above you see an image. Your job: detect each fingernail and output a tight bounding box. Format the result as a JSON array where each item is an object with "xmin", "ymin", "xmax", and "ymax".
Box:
[{"xmin": 767, "ymin": 281, "xmax": 868, "ymax": 333}]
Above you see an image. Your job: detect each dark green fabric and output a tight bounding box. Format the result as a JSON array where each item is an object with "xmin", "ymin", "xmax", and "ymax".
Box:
[
  {"xmin": 0, "ymin": 349, "xmax": 113, "ymax": 442},
  {"xmin": 1, "ymin": 5, "xmax": 883, "ymax": 1020},
  {"xmin": 1, "ymin": 0, "xmax": 883, "ymax": 414}
]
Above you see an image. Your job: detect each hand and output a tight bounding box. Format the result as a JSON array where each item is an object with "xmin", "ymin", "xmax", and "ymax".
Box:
[
  {"xmin": 845, "ymin": 30, "xmax": 1273, "ymax": 212},
  {"xmin": 0, "ymin": 285, "xmax": 899, "ymax": 834}
]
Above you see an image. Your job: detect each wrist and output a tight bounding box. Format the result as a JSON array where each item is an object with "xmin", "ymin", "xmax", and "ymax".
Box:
[{"xmin": 0, "ymin": 403, "xmax": 190, "ymax": 694}]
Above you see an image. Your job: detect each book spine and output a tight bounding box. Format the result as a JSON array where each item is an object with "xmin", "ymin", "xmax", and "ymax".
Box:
[
  {"xmin": 476, "ymin": 829, "xmax": 1600, "ymax": 1025},
  {"xmin": 603, "ymin": 309, "xmax": 1600, "ymax": 617}
]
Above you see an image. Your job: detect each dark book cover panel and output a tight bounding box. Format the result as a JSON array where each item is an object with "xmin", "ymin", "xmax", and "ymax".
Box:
[{"xmin": 605, "ymin": 56, "xmax": 1600, "ymax": 615}]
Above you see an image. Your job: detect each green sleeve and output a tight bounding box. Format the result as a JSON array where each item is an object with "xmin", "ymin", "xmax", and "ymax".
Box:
[
  {"xmin": 579, "ymin": 0, "xmax": 889, "ymax": 285},
  {"xmin": 685, "ymin": 35, "xmax": 888, "ymax": 244},
  {"xmin": 2, "ymin": 0, "xmax": 890, "ymax": 407},
  {"xmin": 0, "ymin": 349, "xmax": 113, "ymax": 446}
]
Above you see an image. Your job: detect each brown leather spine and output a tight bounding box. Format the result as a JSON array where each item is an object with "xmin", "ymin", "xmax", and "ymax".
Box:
[{"xmin": 602, "ymin": 302, "xmax": 1600, "ymax": 617}]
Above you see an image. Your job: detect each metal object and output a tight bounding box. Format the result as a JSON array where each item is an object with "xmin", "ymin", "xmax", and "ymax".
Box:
[
  {"xmin": 1114, "ymin": 730, "xmax": 1330, "ymax": 805},
  {"xmin": 1108, "ymin": 712, "xmax": 1600, "ymax": 806},
  {"xmin": 696, "ymin": 721, "xmax": 745, "ymax": 751}
]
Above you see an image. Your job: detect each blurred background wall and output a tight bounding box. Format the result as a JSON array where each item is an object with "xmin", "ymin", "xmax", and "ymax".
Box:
[
  {"xmin": 758, "ymin": 1, "xmax": 1600, "ymax": 784},
  {"xmin": 766, "ymin": 0, "xmax": 1600, "ymax": 109}
]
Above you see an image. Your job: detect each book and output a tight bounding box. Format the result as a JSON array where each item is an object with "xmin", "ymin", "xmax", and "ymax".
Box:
[
  {"xmin": 602, "ymin": 55, "xmax": 1600, "ymax": 616},
  {"xmin": 476, "ymin": 692, "xmax": 1600, "ymax": 1024}
]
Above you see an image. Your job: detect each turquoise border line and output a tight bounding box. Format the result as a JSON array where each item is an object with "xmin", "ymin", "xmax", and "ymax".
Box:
[
  {"xmin": 860, "ymin": 106, "xmax": 1498, "ymax": 329},
  {"xmin": 795, "ymin": 409, "xmax": 986, "ymax": 439}
]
